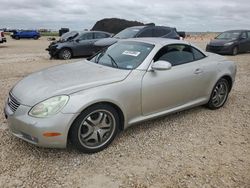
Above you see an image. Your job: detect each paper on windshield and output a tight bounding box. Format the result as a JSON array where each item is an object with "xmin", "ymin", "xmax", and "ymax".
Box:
[{"xmin": 122, "ymin": 50, "xmax": 141, "ymax": 57}]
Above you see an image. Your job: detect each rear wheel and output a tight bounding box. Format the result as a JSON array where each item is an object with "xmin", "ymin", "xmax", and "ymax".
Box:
[
  {"xmin": 206, "ymin": 78, "xmax": 229, "ymax": 110},
  {"xmin": 69, "ymin": 104, "xmax": 120, "ymax": 153},
  {"xmin": 59, "ymin": 48, "xmax": 72, "ymax": 60}
]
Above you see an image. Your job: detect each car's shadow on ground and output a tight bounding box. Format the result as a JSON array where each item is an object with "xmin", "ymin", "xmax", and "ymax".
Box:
[
  {"xmin": 221, "ymin": 51, "xmax": 250, "ymax": 57},
  {"xmin": 0, "ymin": 45, "xmax": 8, "ymax": 49}
]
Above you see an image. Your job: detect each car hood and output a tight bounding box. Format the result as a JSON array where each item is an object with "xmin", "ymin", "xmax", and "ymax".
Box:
[
  {"xmin": 50, "ymin": 40, "xmax": 72, "ymax": 46},
  {"xmin": 209, "ymin": 39, "xmax": 236, "ymax": 46},
  {"xmin": 94, "ymin": 38, "xmax": 119, "ymax": 47},
  {"xmin": 11, "ymin": 60, "xmax": 131, "ymax": 106}
]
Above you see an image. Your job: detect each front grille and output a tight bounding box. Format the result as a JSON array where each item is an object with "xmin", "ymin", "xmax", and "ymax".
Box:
[
  {"xmin": 207, "ymin": 45, "xmax": 223, "ymax": 51},
  {"xmin": 8, "ymin": 93, "xmax": 20, "ymax": 112}
]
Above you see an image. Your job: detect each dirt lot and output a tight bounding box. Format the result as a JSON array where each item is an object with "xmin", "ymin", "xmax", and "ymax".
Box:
[{"xmin": 0, "ymin": 36, "xmax": 249, "ymax": 188}]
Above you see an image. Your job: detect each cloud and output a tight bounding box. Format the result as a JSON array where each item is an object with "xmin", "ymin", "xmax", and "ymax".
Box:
[{"xmin": 0, "ymin": 0, "xmax": 249, "ymax": 31}]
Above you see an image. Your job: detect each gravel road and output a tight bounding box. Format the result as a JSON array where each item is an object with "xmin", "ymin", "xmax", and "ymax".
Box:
[{"xmin": 0, "ymin": 36, "xmax": 249, "ymax": 188}]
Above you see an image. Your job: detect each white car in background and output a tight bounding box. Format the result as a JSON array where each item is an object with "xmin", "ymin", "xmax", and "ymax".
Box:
[{"xmin": 0, "ymin": 31, "xmax": 7, "ymax": 43}]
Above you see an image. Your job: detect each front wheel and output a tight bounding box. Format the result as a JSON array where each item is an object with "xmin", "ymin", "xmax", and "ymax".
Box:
[
  {"xmin": 232, "ymin": 46, "xmax": 238, "ymax": 56},
  {"xmin": 59, "ymin": 48, "xmax": 72, "ymax": 60},
  {"xmin": 69, "ymin": 104, "xmax": 120, "ymax": 153},
  {"xmin": 206, "ymin": 78, "xmax": 229, "ymax": 110}
]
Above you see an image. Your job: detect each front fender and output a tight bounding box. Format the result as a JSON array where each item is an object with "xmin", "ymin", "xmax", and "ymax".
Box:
[{"xmin": 61, "ymin": 70, "xmax": 144, "ymax": 129}]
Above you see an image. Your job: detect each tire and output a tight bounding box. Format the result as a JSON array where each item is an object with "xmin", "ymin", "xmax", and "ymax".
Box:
[
  {"xmin": 14, "ymin": 36, "xmax": 20, "ymax": 40},
  {"xmin": 59, "ymin": 48, "xmax": 72, "ymax": 60},
  {"xmin": 232, "ymin": 46, "xmax": 238, "ymax": 56},
  {"xmin": 206, "ymin": 78, "xmax": 230, "ymax": 110},
  {"xmin": 69, "ymin": 104, "xmax": 120, "ymax": 153},
  {"xmin": 33, "ymin": 36, "xmax": 38, "ymax": 40}
]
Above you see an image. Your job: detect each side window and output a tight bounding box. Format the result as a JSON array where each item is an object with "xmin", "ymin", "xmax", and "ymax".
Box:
[
  {"xmin": 154, "ymin": 44, "xmax": 194, "ymax": 66},
  {"xmin": 137, "ymin": 29, "xmax": 153, "ymax": 37},
  {"xmin": 153, "ymin": 28, "xmax": 170, "ymax": 37},
  {"xmin": 94, "ymin": 33, "xmax": 109, "ymax": 39},
  {"xmin": 79, "ymin": 33, "xmax": 93, "ymax": 41},
  {"xmin": 241, "ymin": 32, "xmax": 247, "ymax": 39},
  {"xmin": 247, "ymin": 32, "xmax": 250, "ymax": 39},
  {"xmin": 192, "ymin": 47, "xmax": 205, "ymax": 60}
]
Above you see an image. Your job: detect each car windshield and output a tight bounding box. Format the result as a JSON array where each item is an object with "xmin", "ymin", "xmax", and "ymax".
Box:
[
  {"xmin": 216, "ymin": 31, "xmax": 240, "ymax": 40},
  {"xmin": 113, "ymin": 28, "xmax": 142, "ymax": 39},
  {"xmin": 89, "ymin": 41, "xmax": 154, "ymax": 70},
  {"xmin": 60, "ymin": 31, "xmax": 79, "ymax": 42}
]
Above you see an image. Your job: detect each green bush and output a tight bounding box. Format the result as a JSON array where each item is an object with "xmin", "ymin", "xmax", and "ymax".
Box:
[{"xmin": 40, "ymin": 32, "xmax": 59, "ymax": 37}]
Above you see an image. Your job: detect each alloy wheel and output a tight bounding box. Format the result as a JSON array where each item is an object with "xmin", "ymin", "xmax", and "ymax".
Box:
[
  {"xmin": 211, "ymin": 80, "xmax": 228, "ymax": 108},
  {"xmin": 61, "ymin": 49, "xmax": 72, "ymax": 59},
  {"xmin": 232, "ymin": 47, "xmax": 238, "ymax": 55},
  {"xmin": 78, "ymin": 110, "xmax": 116, "ymax": 149}
]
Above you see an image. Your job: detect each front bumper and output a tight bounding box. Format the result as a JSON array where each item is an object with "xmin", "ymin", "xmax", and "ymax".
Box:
[
  {"xmin": 4, "ymin": 102, "xmax": 77, "ymax": 148},
  {"xmin": 46, "ymin": 45, "xmax": 60, "ymax": 58},
  {"xmin": 206, "ymin": 45, "xmax": 233, "ymax": 54}
]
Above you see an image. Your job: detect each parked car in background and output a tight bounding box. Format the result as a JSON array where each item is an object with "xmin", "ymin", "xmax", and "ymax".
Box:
[
  {"xmin": 0, "ymin": 31, "xmax": 7, "ymax": 43},
  {"xmin": 59, "ymin": 28, "xmax": 69, "ymax": 36},
  {"xmin": 5, "ymin": 38, "xmax": 236, "ymax": 153},
  {"xmin": 95, "ymin": 25, "xmax": 182, "ymax": 48},
  {"xmin": 11, "ymin": 30, "xmax": 40, "ymax": 40},
  {"xmin": 177, "ymin": 31, "xmax": 186, "ymax": 39},
  {"xmin": 206, "ymin": 30, "xmax": 250, "ymax": 55},
  {"xmin": 46, "ymin": 31, "xmax": 112, "ymax": 59}
]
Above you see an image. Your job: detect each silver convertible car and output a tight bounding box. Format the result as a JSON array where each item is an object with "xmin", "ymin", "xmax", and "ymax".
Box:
[{"xmin": 4, "ymin": 38, "xmax": 236, "ymax": 153}]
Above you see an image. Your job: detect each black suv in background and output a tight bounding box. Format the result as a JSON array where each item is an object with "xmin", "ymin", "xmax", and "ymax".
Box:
[
  {"xmin": 206, "ymin": 30, "xmax": 250, "ymax": 55},
  {"xmin": 95, "ymin": 25, "xmax": 182, "ymax": 48}
]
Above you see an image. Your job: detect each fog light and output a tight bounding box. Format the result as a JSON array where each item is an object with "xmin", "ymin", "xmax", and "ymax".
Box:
[{"xmin": 21, "ymin": 132, "xmax": 38, "ymax": 143}]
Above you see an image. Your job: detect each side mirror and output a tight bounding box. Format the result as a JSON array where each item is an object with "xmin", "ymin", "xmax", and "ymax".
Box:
[
  {"xmin": 240, "ymin": 36, "xmax": 247, "ymax": 40},
  {"xmin": 151, "ymin": 60, "xmax": 172, "ymax": 71}
]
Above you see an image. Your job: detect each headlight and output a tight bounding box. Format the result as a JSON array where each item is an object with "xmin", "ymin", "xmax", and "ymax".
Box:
[
  {"xmin": 29, "ymin": 95, "xmax": 69, "ymax": 118},
  {"xmin": 224, "ymin": 42, "xmax": 234, "ymax": 46}
]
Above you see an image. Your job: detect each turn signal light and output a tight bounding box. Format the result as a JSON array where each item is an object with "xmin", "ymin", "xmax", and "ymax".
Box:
[{"xmin": 43, "ymin": 132, "xmax": 61, "ymax": 137}]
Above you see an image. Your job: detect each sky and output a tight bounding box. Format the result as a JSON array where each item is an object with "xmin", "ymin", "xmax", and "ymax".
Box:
[{"xmin": 1, "ymin": 0, "xmax": 250, "ymax": 32}]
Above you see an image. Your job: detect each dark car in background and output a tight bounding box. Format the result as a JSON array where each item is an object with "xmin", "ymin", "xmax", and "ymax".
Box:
[
  {"xmin": 206, "ymin": 30, "xmax": 250, "ymax": 55},
  {"xmin": 46, "ymin": 31, "xmax": 111, "ymax": 59},
  {"xmin": 11, "ymin": 30, "xmax": 40, "ymax": 40},
  {"xmin": 59, "ymin": 28, "xmax": 70, "ymax": 36},
  {"xmin": 95, "ymin": 25, "xmax": 182, "ymax": 48}
]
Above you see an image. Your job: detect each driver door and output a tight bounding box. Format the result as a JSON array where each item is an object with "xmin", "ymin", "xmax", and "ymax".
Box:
[
  {"xmin": 142, "ymin": 44, "xmax": 208, "ymax": 115},
  {"xmin": 73, "ymin": 33, "xmax": 95, "ymax": 56},
  {"xmin": 245, "ymin": 31, "xmax": 250, "ymax": 51},
  {"xmin": 238, "ymin": 32, "xmax": 249, "ymax": 52}
]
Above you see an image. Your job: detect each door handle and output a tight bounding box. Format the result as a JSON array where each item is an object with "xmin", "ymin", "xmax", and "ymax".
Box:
[{"xmin": 194, "ymin": 68, "xmax": 203, "ymax": 74}]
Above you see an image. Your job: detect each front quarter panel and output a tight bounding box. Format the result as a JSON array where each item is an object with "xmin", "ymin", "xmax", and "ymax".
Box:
[{"xmin": 62, "ymin": 70, "xmax": 145, "ymax": 129}]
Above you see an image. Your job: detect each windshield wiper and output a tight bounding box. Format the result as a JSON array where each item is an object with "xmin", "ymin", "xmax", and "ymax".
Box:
[
  {"xmin": 95, "ymin": 51, "xmax": 105, "ymax": 64},
  {"xmin": 107, "ymin": 54, "xmax": 119, "ymax": 68}
]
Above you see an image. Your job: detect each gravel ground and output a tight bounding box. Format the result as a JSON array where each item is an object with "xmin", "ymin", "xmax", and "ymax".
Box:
[{"xmin": 0, "ymin": 36, "xmax": 249, "ymax": 188}]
